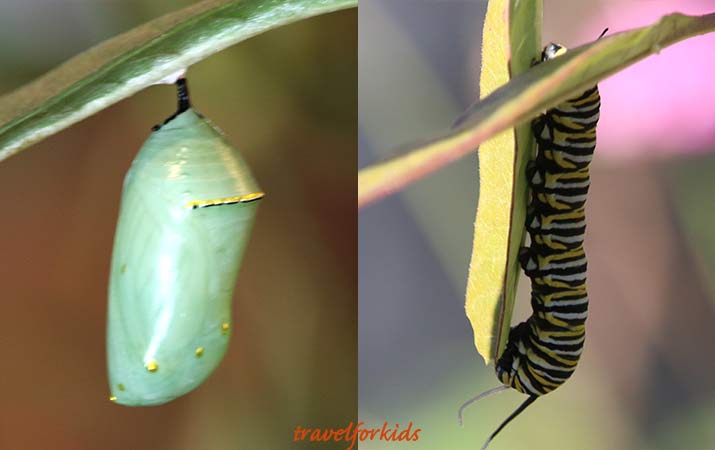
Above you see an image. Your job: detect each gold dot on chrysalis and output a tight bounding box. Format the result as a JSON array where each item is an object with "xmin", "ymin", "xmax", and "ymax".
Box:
[
  {"xmin": 195, "ymin": 347, "xmax": 204, "ymax": 357},
  {"xmin": 109, "ymin": 396, "xmax": 117, "ymax": 402},
  {"xmin": 221, "ymin": 323, "xmax": 230, "ymax": 335},
  {"xmin": 146, "ymin": 360, "xmax": 159, "ymax": 372},
  {"xmin": 117, "ymin": 383, "xmax": 125, "ymax": 391},
  {"xmin": 120, "ymin": 264, "xmax": 127, "ymax": 274}
]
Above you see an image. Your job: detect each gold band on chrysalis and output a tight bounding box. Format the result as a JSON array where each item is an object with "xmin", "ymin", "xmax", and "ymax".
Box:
[{"xmin": 185, "ymin": 192, "xmax": 265, "ymax": 209}]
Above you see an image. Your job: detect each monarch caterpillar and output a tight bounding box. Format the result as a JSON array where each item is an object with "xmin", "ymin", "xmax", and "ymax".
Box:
[
  {"xmin": 460, "ymin": 36, "xmax": 604, "ymax": 449},
  {"xmin": 106, "ymin": 78, "xmax": 264, "ymax": 406}
]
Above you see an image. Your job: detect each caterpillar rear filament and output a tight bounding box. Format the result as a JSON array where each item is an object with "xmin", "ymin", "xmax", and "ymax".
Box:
[{"xmin": 460, "ymin": 40, "xmax": 602, "ymax": 449}]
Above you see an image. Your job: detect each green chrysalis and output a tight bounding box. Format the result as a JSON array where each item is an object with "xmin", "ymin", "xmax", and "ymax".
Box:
[{"xmin": 107, "ymin": 78, "xmax": 263, "ymax": 406}]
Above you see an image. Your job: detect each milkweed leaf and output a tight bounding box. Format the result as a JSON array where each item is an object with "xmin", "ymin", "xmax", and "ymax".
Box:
[
  {"xmin": 0, "ymin": 0, "xmax": 355, "ymax": 162},
  {"xmin": 357, "ymin": 12, "xmax": 715, "ymax": 208},
  {"xmin": 464, "ymin": 0, "xmax": 542, "ymax": 365}
]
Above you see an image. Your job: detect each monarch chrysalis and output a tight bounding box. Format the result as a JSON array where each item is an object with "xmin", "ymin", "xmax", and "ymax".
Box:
[
  {"xmin": 460, "ymin": 35, "xmax": 604, "ymax": 449},
  {"xmin": 106, "ymin": 78, "xmax": 264, "ymax": 406}
]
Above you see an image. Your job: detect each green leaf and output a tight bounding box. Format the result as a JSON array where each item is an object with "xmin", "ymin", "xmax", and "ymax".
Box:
[
  {"xmin": 465, "ymin": 0, "xmax": 542, "ymax": 365},
  {"xmin": 463, "ymin": 0, "xmax": 514, "ymax": 366},
  {"xmin": 357, "ymin": 12, "xmax": 715, "ymax": 208},
  {"xmin": 0, "ymin": 0, "xmax": 355, "ymax": 162},
  {"xmin": 501, "ymin": 0, "xmax": 542, "ymax": 361}
]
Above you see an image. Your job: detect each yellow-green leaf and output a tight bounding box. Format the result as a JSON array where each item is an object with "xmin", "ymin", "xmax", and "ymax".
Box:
[
  {"xmin": 463, "ymin": 0, "xmax": 512, "ymax": 365},
  {"xmin": 357, "ymin": 12, "xmax": 715, "ymax": 209},
  {"xmin": 465, "ymin": 0, "xmax": 542, "ymax": 365}
]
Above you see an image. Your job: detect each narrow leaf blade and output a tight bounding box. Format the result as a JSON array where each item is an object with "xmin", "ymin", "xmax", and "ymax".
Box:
[
  {"xmin": 465, "ymin": 0, "xmax": 542, "ymax": 365},
  {"xmin": 357, "ymin": 12, "xmax": 715, "ymax": 208},
  {"xmin": 0, "ymin": 0, "xmax": 355, "ymax": 161},
  {"xmin": 463, "ymin": 0, "xmax": 512, "ymax": 365},
  {"xmin": 499, "ymin": 0, "xmax": 542, "ymax": 360}
]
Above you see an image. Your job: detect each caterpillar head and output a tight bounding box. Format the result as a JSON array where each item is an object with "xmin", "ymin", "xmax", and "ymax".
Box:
[
  {"xmin": 541, "ymin": 43, "xmax": 568, "ymax": 62},
  {"xmin": 542, "ymin": 28, "xmax": 608, "ymax": 63}
]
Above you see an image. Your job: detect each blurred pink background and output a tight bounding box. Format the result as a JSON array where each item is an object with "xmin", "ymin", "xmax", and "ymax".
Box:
[{"xmin": 557, "ymin": 1, "xmax": 715, "ymax": 158}]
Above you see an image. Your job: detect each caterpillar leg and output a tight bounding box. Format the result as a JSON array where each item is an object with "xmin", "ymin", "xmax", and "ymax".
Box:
[
  {"xmin": 525, "ymin": 204, "xmax": 541, "ymax": 233},
  {"xmin": 520, "ymin": 247, "xmax": 541, "ymax": 279},
  {"xmin": 518, "ymin": 246, "xmax": 529, "ymax": 270},
  {"xmin": 525, "ymin": 160, "xmax": 542, "ymax": 187},
  {"xmin": 532, "ymin": 113, "xmax": 544, "ymax": 133},
  {"xmin": 532, "ymin": 115, "xmax": 553, "ymax": 144}
]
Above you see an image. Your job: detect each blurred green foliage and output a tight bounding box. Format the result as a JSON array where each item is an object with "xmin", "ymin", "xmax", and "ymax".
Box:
[{"xmin": 665, "ymin": 155, "xmax": 715, "ymax": 303}]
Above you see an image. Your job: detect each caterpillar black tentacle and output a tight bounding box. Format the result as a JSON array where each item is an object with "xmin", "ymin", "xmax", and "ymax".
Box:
[
  {"xmin": 460, "ymin": 40, "xmax": 602, "ymax": 449},
  {"xmin": 479, "ymin": 395, "xmax": 539, "ymax": 450}
]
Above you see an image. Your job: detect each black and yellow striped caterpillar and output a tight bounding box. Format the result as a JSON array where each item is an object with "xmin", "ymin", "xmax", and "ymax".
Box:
[{"xmin": 460, "ymin": 39, "xmax": 602, "ymax": 449}]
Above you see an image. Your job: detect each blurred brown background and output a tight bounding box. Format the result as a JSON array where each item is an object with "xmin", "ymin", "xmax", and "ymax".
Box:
[
  {"xmin": 0, "ymin": 1, "xmax": 356, "ymax": 449},
  {"xmin": 359, "ymin": 1, "xmax": 715, "ymax": 449}
]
